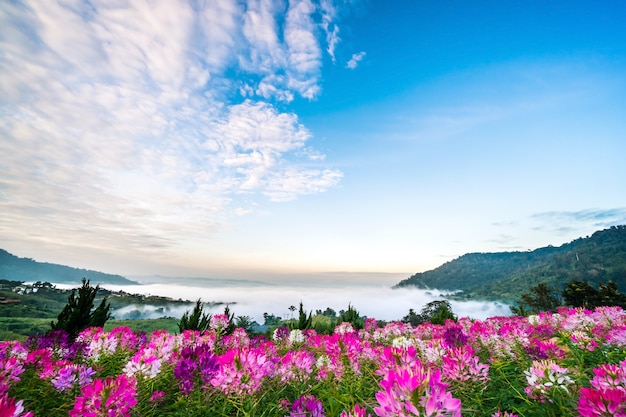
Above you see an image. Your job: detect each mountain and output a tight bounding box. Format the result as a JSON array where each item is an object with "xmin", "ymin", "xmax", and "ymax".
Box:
[
  {"xmin": 395, "ymin": 225, "xmax": 626, "ymax": 302},
  {"xmin": 0, "ymin": 249, "xmax": 137, "ymax": 285}
]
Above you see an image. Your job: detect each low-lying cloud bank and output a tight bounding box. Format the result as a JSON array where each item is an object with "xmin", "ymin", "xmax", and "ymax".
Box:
[{"xmin": 98, "ymin": 282, "xmax": 511, "ymax": 323}]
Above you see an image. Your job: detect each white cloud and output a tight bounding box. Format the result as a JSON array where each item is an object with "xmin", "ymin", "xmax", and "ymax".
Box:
[
  {"xmin": 0, "ymin": 0, "xmax": 348, "ymax": 255},
  {"xmin": 320, "ymin": 0, "xmax": 340, "ymax": 62},
  {"xmin": 346, "ymin": 51, "xmax": 366, "ymax": 69}
]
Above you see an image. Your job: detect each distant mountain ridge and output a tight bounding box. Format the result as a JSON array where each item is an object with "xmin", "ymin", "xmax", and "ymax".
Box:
[
  {"xmin": 0, "ymin": 249, "xmax": 137, "ymax": 285},
  {"xmin": 395, "ymin": 225, "xmax": 626, "ymax": 302}
]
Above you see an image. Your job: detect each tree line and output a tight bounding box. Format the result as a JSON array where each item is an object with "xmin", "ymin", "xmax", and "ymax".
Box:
[{"xmin": 510, "ymin": 279, "xmax": 626, "ymax": 316}]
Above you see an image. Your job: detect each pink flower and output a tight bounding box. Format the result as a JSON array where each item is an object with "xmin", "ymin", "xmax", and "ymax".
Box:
[
  {"xmin": 578, "ymin": 387, "xmax": 626, "ymax": 417},
  {"xmin": 210, "ymin": 314, "xmax": 230, "ymax": 331},
  {"xmin": 276, "ymin": 349, "xmax": 315, "ymax": 383},
  {"xmin": 341, "ymin": 404, "xmax": 372, "ymax": 417},
  {"xmin": 149, "ymin": 390, "xmax": 166, "ymax": 403},
  {"xmin": 0, "ymin": 357, "xmax": 24, "ymax": 395},
  {"xmin": 69, "ymin": 374, "xmax": 137, "ymax": 417},
  {"xmin": 210, "ymin": 347, "xmax": 274, "ymax": 395},
  {"xmin": 589, "ymin": 361, "xmax": 626, "ymax": 391},
  {"xmin": 524, "ymin": 360, "xmax": 573, "ymax": 401},
  {"xmin": 374, "ymin": 360, "xmax": 461, "ymax": 417},
  {"xmin": 0, "ymin": 393, "xmax": 34, "ymax": 417},
  {"xmin": 442, "ymin": 345, "xmax": 490, "ymax": 383},
  {"xmin": 289, "ymin": 394, "xmax": 325, "ymax": 417},
  {"xmin": 335, "ymin": 322, "xmax": 356, "ymax": 335}
]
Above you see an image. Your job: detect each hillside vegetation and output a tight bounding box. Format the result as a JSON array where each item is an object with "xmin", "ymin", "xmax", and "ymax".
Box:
[
  {"xmin": 396, "ymin": 225, "xmax": 626, "ymax": 302},
  {"xmin": 0, "ymin": 249, "xmax": 137, "ymax": 285}
]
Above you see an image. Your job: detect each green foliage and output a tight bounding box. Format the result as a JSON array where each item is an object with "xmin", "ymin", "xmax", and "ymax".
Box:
[
  {"xmin": 234, "ymin": 315, "xmax": 254, "ymax": 333},
  {"xmin": 263, "ymin": 312, "xmax": 282, "ymax": 326},
  {"xmin": 424, "ymin": 300, "xmax": 457, "ymax": 325},
  {"xmin": 50, "ymin": 278, "xmax": 112, "ymax": 340},
  {"xmin": 288, "ymin": 301, "xmax": 313, "ymax": 331},
  {"xmin": 311, "ymin": 314, "xmax": 336, "ymax": 334},
  {"xmin": 338, "ymin": 303, "xmax": 364, "ymax": 330},
  {"xmin": 510, "ymin": 282, "xmax": 560, "ymax": 316},
  {"xmin": 562, "ymin": 279, "xmax": 626, "ymax": 308},
  {"xmin": 0, "ymin": 317, "xmax": 50, "ymax": 341},
  {"xmin": 178, "ymin": 299, "xmax": 212, "ymax": 333},
  {"xmin": 402, "ymin": 300, "xmax": 457, "ymax": 326},
  {"xmin": 401, "ymin": 308, "xmax": 422, "ymax": 326},
  {"xmin": 104, "ymin": 317, "xmax": 180, "ymax": 334},
  {"xmin": 221, "ymin": 305, "xmax": 236, "ymax": 335}
]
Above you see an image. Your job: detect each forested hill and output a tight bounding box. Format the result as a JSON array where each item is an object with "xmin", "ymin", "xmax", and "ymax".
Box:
[
  {"xmin": 395, "ymin": 225, "xmax": 626, "ymax": 302},
  {"xmin": 0, "ymin": 249, "xmax": 137, "ymax": 285}
]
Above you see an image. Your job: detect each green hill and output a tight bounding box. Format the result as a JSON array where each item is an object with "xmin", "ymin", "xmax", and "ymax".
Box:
[
  {"xmin": 395, "ymin": 225, "xmax": 626, "ymax": 302},
  {"xmin": 0, "ymin": 249, "xmax": 137, "ymax": 285}
]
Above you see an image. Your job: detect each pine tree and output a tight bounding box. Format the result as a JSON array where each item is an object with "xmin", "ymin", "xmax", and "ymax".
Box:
[
  {"xmin": 50, "ymin": 278, "xmax": 111, "ymax": 340},
  {"xmin": 178, "ymin": 299, "xmax": 212, "ymax": 333},
  {"xmin": 288, "ymin": 301, "xmax": 312, "ymax": 330}
]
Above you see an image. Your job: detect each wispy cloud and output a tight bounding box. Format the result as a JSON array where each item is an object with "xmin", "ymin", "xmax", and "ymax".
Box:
[
  {"xmin": 346, "ymin": 51, "xmax": 366, "ymax": 69},
  {"xmin": 0, "ymin": 0, "xmax": 347, "ymax": 254},
  {"xmin": 320, "ymin": 0, "xmax": 340, "ymax": 62},
  {"xmin": 531, "ymin": 208, "xmax": 626, "ymax": 234}
]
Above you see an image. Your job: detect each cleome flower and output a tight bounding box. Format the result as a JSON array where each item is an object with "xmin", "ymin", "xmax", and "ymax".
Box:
[
  {"xmin": 524, "ymin": 360, "xmax": 574, "ymax": 401},
  {"xmin": 69, "ymin": 374, "xmax": 137, "ymax": 417}
]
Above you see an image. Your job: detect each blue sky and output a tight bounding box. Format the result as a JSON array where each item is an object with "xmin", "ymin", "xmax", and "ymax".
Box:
[{"xmin": 1, "ymin": 0, "xmax": 625, "ymax": 283}]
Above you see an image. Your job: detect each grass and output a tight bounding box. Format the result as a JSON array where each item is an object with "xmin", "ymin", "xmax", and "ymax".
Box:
[{"xmin": 0, "ymin": 316, "xmax": 181, "ymax": 341}]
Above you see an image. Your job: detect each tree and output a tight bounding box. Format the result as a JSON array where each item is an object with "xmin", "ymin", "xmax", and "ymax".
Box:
[
  {"xmin": 262, "ymin": 312, "xmax": 282, "ymax": 326},
  {"xmin": 50, "ymin": 278, "xmax": 111, "ymax": 340},
  {"xmin": 234, "ymin": 315, "xmax": 254, "ymax": 333},
  {"xmin": 510, "ymin": 282, "xmax": 560, "ymax": 316},
  {"xmin": 221, "ymin": 305, "xmax": 236, "ymax": 336},
  {"xmin": 562, "ymin": 280, "xmax": 598, "ymax": 308},
  {"xmin": 596, "ymin": 281, "xmax": 626, "ymax": 308},
  {"xmin": 338, "ymin": 303, "xmax": 364, "ymax": 330},
  {"xmin": 401, "ymin": 308, "xmax": 422, "ymax": 326},
  {"xmin": 178, "ymin": 299, "xmax": 212, "ymax": 333},
  {"xmin": 289, "ymin": 301, "xmax": 313, "ymax": 331},
  {"xmin": 419, "ymin": 300, "xmax": 457, "ymax": 325}
]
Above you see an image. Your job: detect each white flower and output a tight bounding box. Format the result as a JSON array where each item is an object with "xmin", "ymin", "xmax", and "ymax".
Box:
[{"xmin": 289, "ymin": 329, "xmax": 305, "ymax": 345}]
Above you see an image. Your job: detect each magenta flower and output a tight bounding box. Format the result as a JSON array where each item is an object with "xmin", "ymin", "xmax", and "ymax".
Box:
[
  {"xmin": 578, "ymin": 387, "xmax": 626, "ymax": 417},
  {"xmin": 289, "ymin": 394, "xmax": 325, "ymax": 417},
  {"xmin": 442, "ymin": 345, "xmax": 490, "ymax": 383},
  {"xmin": 578, "ymin": 360, "xmax": 626, "ymax": 417},
  {"xmin": 442, "ymin": 325, "xmax": 468, "ymax": 348},
  {"xmin": 374, "ymin": 361, "xmax": 461, "ymax": 417},
  {"xmin": 276, "ymin": 349, "xmax": 315, "ymax": 383},
  {"xmin": 272, "ymin": 326, "xmax": 290, "ymax": 342},
  {"xmin": 341, "ymin": 404, "xmax": 372, "ymax": 417},
  {"xmin": 0, "ymin": 357, "xmax": 24, "ymax": 395},
  {"xmin": 149, "ymin": 390, "xmax": 166, "ymax": 403},
  {"xmin": 210, "ymin": 347, "xmax": 274, "ymax": 395},
  {"xmin": 69, "ymin": 374, "xmax": 137, "ymax": 417},
  {"xmin": 589, "ymin": 361, "xmax": 626, "ymax": 391},
  {"xmin": 0, "ymin": 393, "xmax": 34, "ymax": 417}
]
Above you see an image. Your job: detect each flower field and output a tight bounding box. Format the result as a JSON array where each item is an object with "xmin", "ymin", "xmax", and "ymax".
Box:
[{"xmin": 2, "ymin": 306, "xmax": 626, "ymax": 417}]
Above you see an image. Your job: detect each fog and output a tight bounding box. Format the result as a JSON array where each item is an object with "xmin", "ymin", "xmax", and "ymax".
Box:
[{"xmin": 90, "ymin": 280, "xmax": 511, "ymax": 323}]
